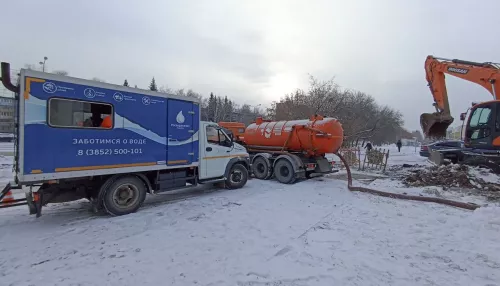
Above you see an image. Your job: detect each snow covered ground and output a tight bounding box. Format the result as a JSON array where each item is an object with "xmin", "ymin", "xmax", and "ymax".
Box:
[
  {"xmin": 1, "ymin": 145, "xmax": 499, "ymax": 286},
  {"xmin": 0, "ymin": 141, "xmax": 14, "ymax": 156}
]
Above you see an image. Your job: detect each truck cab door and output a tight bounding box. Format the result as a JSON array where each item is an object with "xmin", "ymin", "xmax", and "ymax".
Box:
[
  {"xmin": 465, "ymin": 102, "xmax": 500, "ymax": 149},
  {"xmin": 199, "ymin": 125, "xmax": 234, "ymax": 179}
]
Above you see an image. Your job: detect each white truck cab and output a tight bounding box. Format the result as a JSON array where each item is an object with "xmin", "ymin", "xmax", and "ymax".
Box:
[{"xmin": 199, "ymin": 121, "xmax": 250, "ymax": 181}]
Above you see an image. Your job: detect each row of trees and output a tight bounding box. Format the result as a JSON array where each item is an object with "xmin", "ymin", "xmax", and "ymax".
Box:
[
  {"xmin": 122, "ymin": 77, "xmax": 264, "ymax": 124},
  {"xmin": 265, "ymin": 76, "xmax": 411, "ymax": 145},
  {"xmin": 25, "ymin": 63, "xmax": 413, "ymax": 144},
  {"xmin": 134, "ymin": 75, "xmax": 418, "ymax": 145}
]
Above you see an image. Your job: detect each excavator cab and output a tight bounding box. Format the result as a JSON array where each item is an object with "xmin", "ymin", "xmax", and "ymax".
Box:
[{"xmin": 463, "ymin": 101, "xmax": 500, "ymax": 149}]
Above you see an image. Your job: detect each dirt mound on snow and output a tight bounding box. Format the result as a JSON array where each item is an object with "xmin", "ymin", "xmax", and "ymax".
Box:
[{"xmin": 402, "ymin": 164, "xmax": 500, "ymax": 200}]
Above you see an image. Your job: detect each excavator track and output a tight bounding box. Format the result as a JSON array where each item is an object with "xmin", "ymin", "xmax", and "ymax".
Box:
[{"xmin": 335, "ymin": 152, "xmax": 480, "ymax": 211}]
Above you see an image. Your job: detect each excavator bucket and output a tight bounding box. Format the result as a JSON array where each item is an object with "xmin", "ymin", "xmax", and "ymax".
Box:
[{"xmin": 420, "ymin": 112, "xmax": 454, "ymax": 138}]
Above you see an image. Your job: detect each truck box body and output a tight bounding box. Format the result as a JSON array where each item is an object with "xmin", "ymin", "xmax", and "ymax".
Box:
[{"xmin": 19, "ymin": 69, "xmax": 200, "ymax": 182}]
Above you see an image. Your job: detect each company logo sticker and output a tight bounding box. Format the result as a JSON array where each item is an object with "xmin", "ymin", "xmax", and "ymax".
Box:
[
  {"xmin": 142, "ymin": 96, "xmax": 150, "ymax": 105},
  {"xmin": 171, "ymin": 110, "xmax": 190, "ymax": 130},
  {"xmin": 84, "ymin": 88, "xmax": 96, "ymax": 98},
  {"xmin": 176, "ymin": 111, "xmax": 185, "ymax": 124},
  {"xmin": 113, "ymin": 92, "xmax": 123, "ymax": 102},
  {"xmin": 42, "ymin": 82, "xmax": 57, "ymax": 93},
  {"xmin": 447, "ymin": 67, "xmax": 469, "ymax": 74}
]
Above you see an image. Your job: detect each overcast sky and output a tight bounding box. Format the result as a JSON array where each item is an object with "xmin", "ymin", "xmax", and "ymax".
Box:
[{"xmin": 2, "ymin": 0, "xmax": 499, "ymax": 131}]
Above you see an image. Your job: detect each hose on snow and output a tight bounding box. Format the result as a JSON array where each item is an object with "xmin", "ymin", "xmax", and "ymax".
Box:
[{"xmin": 335, "ymin": 152, "xmax": 480, "ymax": 211}]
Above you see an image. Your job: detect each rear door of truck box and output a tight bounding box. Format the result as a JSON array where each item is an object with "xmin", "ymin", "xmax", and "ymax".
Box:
[{"xmin": 166, "ymin": 99, "xmax": 199, "ymax": 166}]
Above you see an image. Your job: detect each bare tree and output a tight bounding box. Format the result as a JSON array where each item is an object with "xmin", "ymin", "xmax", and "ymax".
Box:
[
  {"xmin": 91, "ymin": 77, "xmax": 106, "ymax": 83},
  {"xmin": 52, "ymin": 70, "xmax": 69, "ymax": 76},
  {"xmin": 141, "ymin": 74, "xmax": 403, "ymax": 144},
  {"xmin": 24, "ymin": 64, "xmax": 39, "ymax": 71},
  {"xmin": 158, "ymin": 85, "xmax": 173, "ymax": 94},
  {"xmin": 268, "ymin": 75, "xmax": 405, "ymax": 145},
  {"xmin": 176, "ymin": 88, "xmax": 202, "ymax": 100}
]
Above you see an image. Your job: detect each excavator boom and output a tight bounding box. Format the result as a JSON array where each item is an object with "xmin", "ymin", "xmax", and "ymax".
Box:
[{"xmin": 421, "ymin": 55, "xmax": 500, "ymax": 138}]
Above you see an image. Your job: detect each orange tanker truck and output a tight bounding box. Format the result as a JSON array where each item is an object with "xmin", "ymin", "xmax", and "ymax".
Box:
[{"xmin": 219, "ymin": 115, "xmax": 344, "ymax": 184}]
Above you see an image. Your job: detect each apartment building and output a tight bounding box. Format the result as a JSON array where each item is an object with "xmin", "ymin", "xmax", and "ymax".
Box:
[{"xmin": 0, "ymin": 97, "xmax": 15, "ymax": 134}]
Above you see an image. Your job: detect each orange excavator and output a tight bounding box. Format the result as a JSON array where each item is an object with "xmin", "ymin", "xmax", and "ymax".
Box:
[{"xmin": 421, "ymin": 55, "xmax": 500, "ymax": 172}]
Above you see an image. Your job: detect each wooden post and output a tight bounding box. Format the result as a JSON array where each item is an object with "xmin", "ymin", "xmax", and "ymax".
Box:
[
  {"xmin": 383, "ymin": 149, "xmax": 389, "ymax": 172},
  {"xmin": 357, "ymin": 147, "xmax": 361, "ymax": 171},
  {"xmin": 362, "ymin": 149, "xmax": 368, "ymax": 170}
]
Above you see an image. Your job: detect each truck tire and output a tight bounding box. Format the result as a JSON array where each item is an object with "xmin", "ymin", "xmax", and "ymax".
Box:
[
  {"xmin": 274, "ymin": 159, "xmax": 296, "ymax": 184},
  {"xmin": 252, "ymin": 157, "xmax": 271, "ymax": 180},
  {"xmin": 102, "ymin": 176, "xmax": 147, "ymax": 216},
  {"xmin": 225, "ymin": 163, "xmax": 249, "ymax": 189}
]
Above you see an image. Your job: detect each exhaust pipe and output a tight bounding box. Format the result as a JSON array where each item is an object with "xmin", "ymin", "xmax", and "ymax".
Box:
[{"xmin": 0, "ymin": 62, "xmax": 20, "ymax": 93}]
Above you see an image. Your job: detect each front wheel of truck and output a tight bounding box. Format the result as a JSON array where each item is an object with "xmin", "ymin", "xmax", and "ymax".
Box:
[
  {"xmin": 225, "ymin": 163, "xmax": 248, "ymax": 189},
  {"xmin": 102, "ymin": 176, "xmax": 147, "ymax": 216}
]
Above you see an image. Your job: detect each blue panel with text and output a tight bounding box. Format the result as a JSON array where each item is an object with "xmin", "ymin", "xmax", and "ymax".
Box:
[{"xmin": 22, "ymin": 74, "xmax": 200, "ymax": 175}]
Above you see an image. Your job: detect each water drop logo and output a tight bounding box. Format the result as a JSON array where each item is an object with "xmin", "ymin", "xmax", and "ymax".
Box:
[{"xmin": 176, "ymin": 111, "xmax": 185, "ymax": 124}]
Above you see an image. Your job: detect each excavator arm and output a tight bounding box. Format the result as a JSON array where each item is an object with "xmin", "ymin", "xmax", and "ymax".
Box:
[{"xmin": 421, "ymin": 55, "xmax": 500, "ymax": 138}]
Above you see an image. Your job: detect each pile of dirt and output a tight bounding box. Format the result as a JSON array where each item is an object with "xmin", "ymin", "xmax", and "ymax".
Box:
[{"xmin": 402, "ymin": 164, "xmax": 500, "ymax": 201}]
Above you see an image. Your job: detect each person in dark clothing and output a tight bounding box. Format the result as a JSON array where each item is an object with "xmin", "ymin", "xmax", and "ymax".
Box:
[
  {"xmin": 365, "ymin": 142, "xmax": 373, "ymax": 151},
  {"xmin": 396, "ymin": 139, "xmax": 402, "ymax": 152}
]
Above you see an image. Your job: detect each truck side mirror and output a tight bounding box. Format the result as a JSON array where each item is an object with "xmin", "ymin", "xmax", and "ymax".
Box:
[{"xmin": 459, "ymin": 113, "xmax": 466, "ymax": 121}]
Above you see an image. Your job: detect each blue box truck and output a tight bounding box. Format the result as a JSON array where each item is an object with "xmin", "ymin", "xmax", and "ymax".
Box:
[{"xmin": 0, "ymin": 62, "xmax": 250, "ymax": 217}]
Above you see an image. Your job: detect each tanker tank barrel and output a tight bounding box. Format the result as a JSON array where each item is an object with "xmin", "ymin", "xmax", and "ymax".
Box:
[{"xmin": 241, "ymin": 117, "xmax": 344, "ymax": 157}]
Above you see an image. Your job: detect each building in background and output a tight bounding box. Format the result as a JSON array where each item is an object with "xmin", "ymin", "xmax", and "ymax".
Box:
[
  {"xmin": 447, "ymin": 125, "xmax": 463, "ymax": 140},
  {"xmin": 401, "ymin": 137, "xmax": 419, "ymax": 146},
  {"xmin": 0, "ymin": 96, "xmax": 15, "ymax": 134}
]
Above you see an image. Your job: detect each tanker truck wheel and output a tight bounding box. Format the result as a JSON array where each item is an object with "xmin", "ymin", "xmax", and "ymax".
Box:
[
  {"xmin": 252, "ymin": 157, "xmax": 271, "ymax": 180},
  {"xmin": 225, "ymin": 163, "xmax": 249, "ymax": 189},
  {"xmin": 274, "ymin": 159, "xmax": 296, "ymax": 184}
]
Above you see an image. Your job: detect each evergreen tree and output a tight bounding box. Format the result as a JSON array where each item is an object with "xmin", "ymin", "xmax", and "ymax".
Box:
[
  {"xmin": 216, "ymin": 96, "xmax": 223, "ymax": 122},
  {"xmin": 149, "ymin": 77, "xmax": 158, "ymax": 91},
  {"xmin": 134, "ymin": 85, "xmax": 138, "ymax": 88},
  {"xmin": 228, "ymin": 99, "xmax": 234, "ymax": 121},
  {"xmin": 223, "ymin": 96, "xmax": 232, "ymax": 121},
  {"xmin": 123, "ymin": 79, "xmax": 129, "ymax": 87},
  {"xmin": 208, "ymin": 93, "xmax": 217, "ymax": 121}
]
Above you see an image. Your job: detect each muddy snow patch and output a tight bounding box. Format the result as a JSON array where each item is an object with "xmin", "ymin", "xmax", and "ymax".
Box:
[
  {"xmin": 401, "ymin": 164, "xmax": 500, "ymax": 201},
  {"xmin": 327, "ymin": 171, "xmax": 388, "ymax": 185}
]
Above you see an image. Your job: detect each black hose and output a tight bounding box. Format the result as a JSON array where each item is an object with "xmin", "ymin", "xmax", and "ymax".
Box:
[{"xmin": 335, "ymin": 152, "xmax": 480, "ymax": 211}]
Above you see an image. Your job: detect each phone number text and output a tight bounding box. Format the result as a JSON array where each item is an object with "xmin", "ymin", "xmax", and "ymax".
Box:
[{"xmin": 77, "ymin": 148, "xmax": 144, "ymax": 156}]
